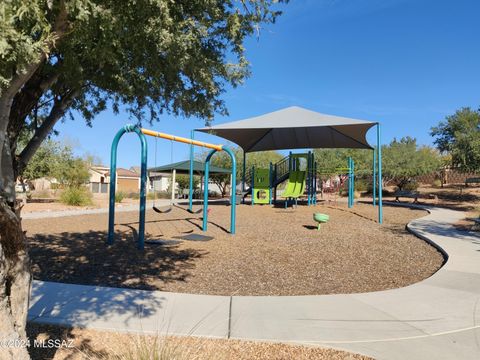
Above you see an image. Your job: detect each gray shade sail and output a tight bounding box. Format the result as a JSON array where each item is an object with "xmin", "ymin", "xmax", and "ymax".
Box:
[
  {"xmin": 149, "ymin": 160, "xmax": 230, "ymax": 175},
  {"xmin": 196, "ymin": 106, "xmax": 376, "ymax": 152}
]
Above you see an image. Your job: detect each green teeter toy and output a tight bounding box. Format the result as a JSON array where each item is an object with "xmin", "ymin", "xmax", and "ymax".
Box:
[{"xmin": 313, "ymin": 213, "xmax": 329, "ymax": 230}]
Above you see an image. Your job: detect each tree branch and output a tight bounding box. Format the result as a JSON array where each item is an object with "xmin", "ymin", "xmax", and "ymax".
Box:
[{"xmin": 17, "ymin": 89, "xmax": 79, "ymax": 175}]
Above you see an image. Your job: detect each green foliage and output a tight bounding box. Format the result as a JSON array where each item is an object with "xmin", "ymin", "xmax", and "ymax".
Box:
[
  {"xmin": 383, "ymin": 137, "xmax": 441, "ymax": 190},
  {"xmin": 432, "ymin": 179, "xmax": 442, "ymax": 188},
  {"xmin": 115, "ymin": 191, "xmax": 125, "ymax": 203},
  {"xmin": 54, "ymin": 156, "xmax": 90, "ymax": 187},
  {"xmin": 60, "ymin": 186, "xmax": 93, "ymax": 206},
  {"xmin": 431, "ymin": 107, "xmax": 480, "ymax": 172},
  {"xmin": 401, "ymin": 180, "xmax": 419, "ymax": 192},
  {"xmin": 354, "ymin": 178, "xmax": 372, "ymax": 193},
  {"xmin": 245, "ymin": 150, "xmax": 283, "ymax": 169},
  {"xmin": 21, "ymin": 138, "xmax": 90, "ymax": 187},
  {"xmin": 314, "ymin": 148, "xmax": 371, "ymax": 179},
  {"xmin": 314, "ymin": 137, "xmax": 441, "ymax": 191},
  {"xmin": 21, "ymin": 139, "xmax": 60, "ymax": 180},
  {"xmin": 127, "ymin": 192, "xmax": 140, "ymax": 200},
  {"xmin": 176, "ymin": 174, "xmax": 200, "ymax": 195},
  {"xmin": 3, "ymin": 0, "xmax": 286, "ymax": 131}
]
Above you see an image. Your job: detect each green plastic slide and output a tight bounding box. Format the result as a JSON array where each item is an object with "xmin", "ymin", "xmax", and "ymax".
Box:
[
  {"xmin": 281, "ymin": 171, "xmax": 299, "ymax": 198},
  {"xmin": 291, "ymin": 171, "xmax": 306, "ymax": 198}
]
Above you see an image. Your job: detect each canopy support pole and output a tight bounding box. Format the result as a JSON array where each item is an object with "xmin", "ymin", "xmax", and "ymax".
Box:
[
  {"xmin": 373, "ymin": 148, "xmax": 376, "ymax": 207},
  {"xmin": 377, "ymin": 123, "xmax": 383, "ymax": 224},
  {"xmin": 242, "ymin": 151, "xmax": 246, "ymax": 192}
]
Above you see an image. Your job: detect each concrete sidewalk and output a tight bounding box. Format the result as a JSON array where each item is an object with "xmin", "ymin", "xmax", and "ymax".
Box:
[{"xmin": 28, "ymin": 206, "xmax": 480, "ymax": 359}]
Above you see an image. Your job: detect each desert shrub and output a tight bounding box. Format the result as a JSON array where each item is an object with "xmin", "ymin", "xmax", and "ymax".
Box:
[
  {"xmin": 115, "ymin": 191, "xmax": 125, "ymax": 203},
  {"xmin": 127, "ymin": 192, "xmax": 140, "ymax": 200},
  {"xmin": 354, "ymin": 178, "xmax": 372, "ymax": 193},
  {"xmin": 400, "ymin": 180, "xmax": 419, "ymax": 192},
  {"xmin": 432, "ymin": 179, "xmax": 442, "ymax": 188},
  {"xmin": 60, "ymin": 187, "xmax": 93, "ymax": 206}
]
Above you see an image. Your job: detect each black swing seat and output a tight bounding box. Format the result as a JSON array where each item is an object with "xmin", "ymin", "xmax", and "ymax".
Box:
[
  {"xmin": 186, "ymin": 208, "xmax": 202, "ymax": 214},
  {"xmin": 173, "ymin": 204, "xmax": 202, "ymax": 214},
  {"xmin": 153, "ymin": 206, "xmax": 172, "ymax": 214}
]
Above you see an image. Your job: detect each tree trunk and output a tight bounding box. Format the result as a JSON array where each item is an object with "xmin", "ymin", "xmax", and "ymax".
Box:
[{"xmin": 0, "ymin": 149, "xmax": 31, "ymax": 360}]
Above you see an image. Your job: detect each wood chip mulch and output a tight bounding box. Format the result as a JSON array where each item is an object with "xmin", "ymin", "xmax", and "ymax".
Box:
[{"xmin": 23, "ymin": 202, "xmax": 444, "ymax": 296}]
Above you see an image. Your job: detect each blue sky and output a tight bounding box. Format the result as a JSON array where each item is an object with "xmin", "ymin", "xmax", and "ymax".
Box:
[{"xmin": 56, "ymin": 0, "xmax": 480, "ymax": 168}]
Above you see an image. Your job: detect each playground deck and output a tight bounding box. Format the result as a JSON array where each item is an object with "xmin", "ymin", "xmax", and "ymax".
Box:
[{"xmin": 23, "ymin": 203, "xmax": 443, "ymax": 296}]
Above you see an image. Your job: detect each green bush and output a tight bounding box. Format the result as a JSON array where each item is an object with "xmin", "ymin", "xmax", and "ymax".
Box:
[
  {"xmin": 127, "ymin": 192, "xmax": 140, "ymax": 200},
  {"xmin": 432, "ymin": 179, "xmax": 442, "ymax": 188},
  {"xmin": 354, "ymin": 178, "xmax": 372, "ymax": 193},
  {"xmin": 400, "ymin": 180, "xmax": 419, "ymax": 192},
  {"xmin": 60, "ymin": 187, "xmax": 93, "ymax": 206},
  {"xmin": 115, "ymin": 191, "xmax": 125, "ymax": 203}
]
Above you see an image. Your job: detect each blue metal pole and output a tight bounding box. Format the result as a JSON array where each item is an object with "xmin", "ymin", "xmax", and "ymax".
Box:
[
  {"xmin": 348, "ymin": 157, "xmax": 353, "ymax": 208},
  {"xmin": 373, "ymin": 148, "xmax": 376, "ymax": 207},
  {"xmin": 242, "ymin": 151, "xmax": 246, "ymax": 192},
  {"xmin": 269, "ymin": 162, "xmax": 273, "ymax": 205},
  {"xmin": 108, "ymin": 124, "xmax": 147, "ymax": 250},
  {"xmin": 107, "ymin": 128, "xmax": 125, "ymax": 246},
  {"xmin": 137, "ymin": 127, "xmax": 148, "ymax": 250},
  {"xmin": 251, "ymin": 166, "xmax": 255, "ymax": 206},
  {"xmin": 222, "ymin": 146, "xmax": 237, "ymax": 234},
  {"xmin": 188, "ymin": 130, "xmax": 194, "ymax": 211},
  {"xmin": 352, "ymin": 159, "xmax": 355, "ymax": 208},
  {"xmin": 307, "ymin": 152, "xmax": 311, "ymax": 206},
  {"xmin": 202, "ymin": 147, "xmax": 237, "ymax": 234},
  {"xmin": 377, "ymin": 123, "xmax": 383, "ymax": 224},
  {"xmin": 202, "ymin": 150, "xmax": 215, "ymax": 232}
]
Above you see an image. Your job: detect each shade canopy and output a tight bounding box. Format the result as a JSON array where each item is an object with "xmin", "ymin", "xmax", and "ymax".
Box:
[
  {"xmin": 196, "ymin": 106, "xmax": 376, "ymax": 152},
  {"xmin": 149, "ymin": 160, "xmax": 230, "ymax": 175}
]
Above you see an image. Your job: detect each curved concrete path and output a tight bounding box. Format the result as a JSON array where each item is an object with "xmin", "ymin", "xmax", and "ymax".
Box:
[{"xmin": 28, "ymin": 206, "xmax": 480, "ymax": 359}]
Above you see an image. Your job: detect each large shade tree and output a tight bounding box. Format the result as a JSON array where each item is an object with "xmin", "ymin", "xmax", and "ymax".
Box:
[
  {"xmin": 0, "ymin": 1, "xmax": 285, "ymax": 358},
  {"xmin": 431, "ymin": 107, "xmax": 480, "ymax": 172}
]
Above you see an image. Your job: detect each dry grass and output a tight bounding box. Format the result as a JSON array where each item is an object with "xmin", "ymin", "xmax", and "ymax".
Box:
[
  {"xmin": 27, "ymin": 323, "xmax": 372, "ymax": 360},
  {"xmin": 23, "ymin": 202, "xmax": 444, "ymax": 296}
]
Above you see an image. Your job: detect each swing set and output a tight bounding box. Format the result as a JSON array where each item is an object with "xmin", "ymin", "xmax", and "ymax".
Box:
[{"xmin": 107, "ymin": 124, "xmax": 237, "ymax": 250}]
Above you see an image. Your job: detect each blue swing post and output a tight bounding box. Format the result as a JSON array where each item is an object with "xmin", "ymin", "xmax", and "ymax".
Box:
[
  {"xmin": 202, "ymin": 147, "xmax": 237, "ymax": 233},
  {"xmin": 109, "ymin": 125, "xmax": 235, "ymax": 250},
  {"xmin": 108, "ymin": 125, "xmax": 148, "ymax": 250}
]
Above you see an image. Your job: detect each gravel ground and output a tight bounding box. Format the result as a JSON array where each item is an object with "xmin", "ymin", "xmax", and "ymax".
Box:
[
  {"xmin": 27, "ymin": 323, "xmax": 371, "ymax": 360},
  {"xmin": 23, "ymin": 202, "xmax": 444, "ymax": 296}
]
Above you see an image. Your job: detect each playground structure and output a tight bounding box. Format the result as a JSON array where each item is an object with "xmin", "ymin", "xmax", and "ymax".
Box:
[
  {"xmin": 195, "ymin": 106, "xmax": 383, "ymax": 223},
  {"xmin": 107, "ymin": 124, "xmax": 237, "ymax": 250},
  {"xmin": 244, "ymin": 152, "xmax": 318, "ymax": 207},
  {"xmin": 244, "ymin": 152, "xmax": 358, "ymax": 209}
]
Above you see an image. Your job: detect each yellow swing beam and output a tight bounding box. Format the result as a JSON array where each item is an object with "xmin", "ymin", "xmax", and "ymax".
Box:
[{"xmin": 141, "ymin": 128, "xmax": 223, "ymax": 151}]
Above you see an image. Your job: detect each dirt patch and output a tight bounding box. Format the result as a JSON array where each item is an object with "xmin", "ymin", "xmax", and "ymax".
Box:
[
  {"xmin": 384, "ymin": 185, "xmax": 480, "ymax": 212},
  {"xmin": 24, "ymin": 202, "xmax": 443, "ymax": 296},
  {"xmin": 21, "ymin": 197, "xmax": 140, "ymax": 213},
  {"xmin": 27, "ymin": 323, "xmax": 372, "ymax": 360}
]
